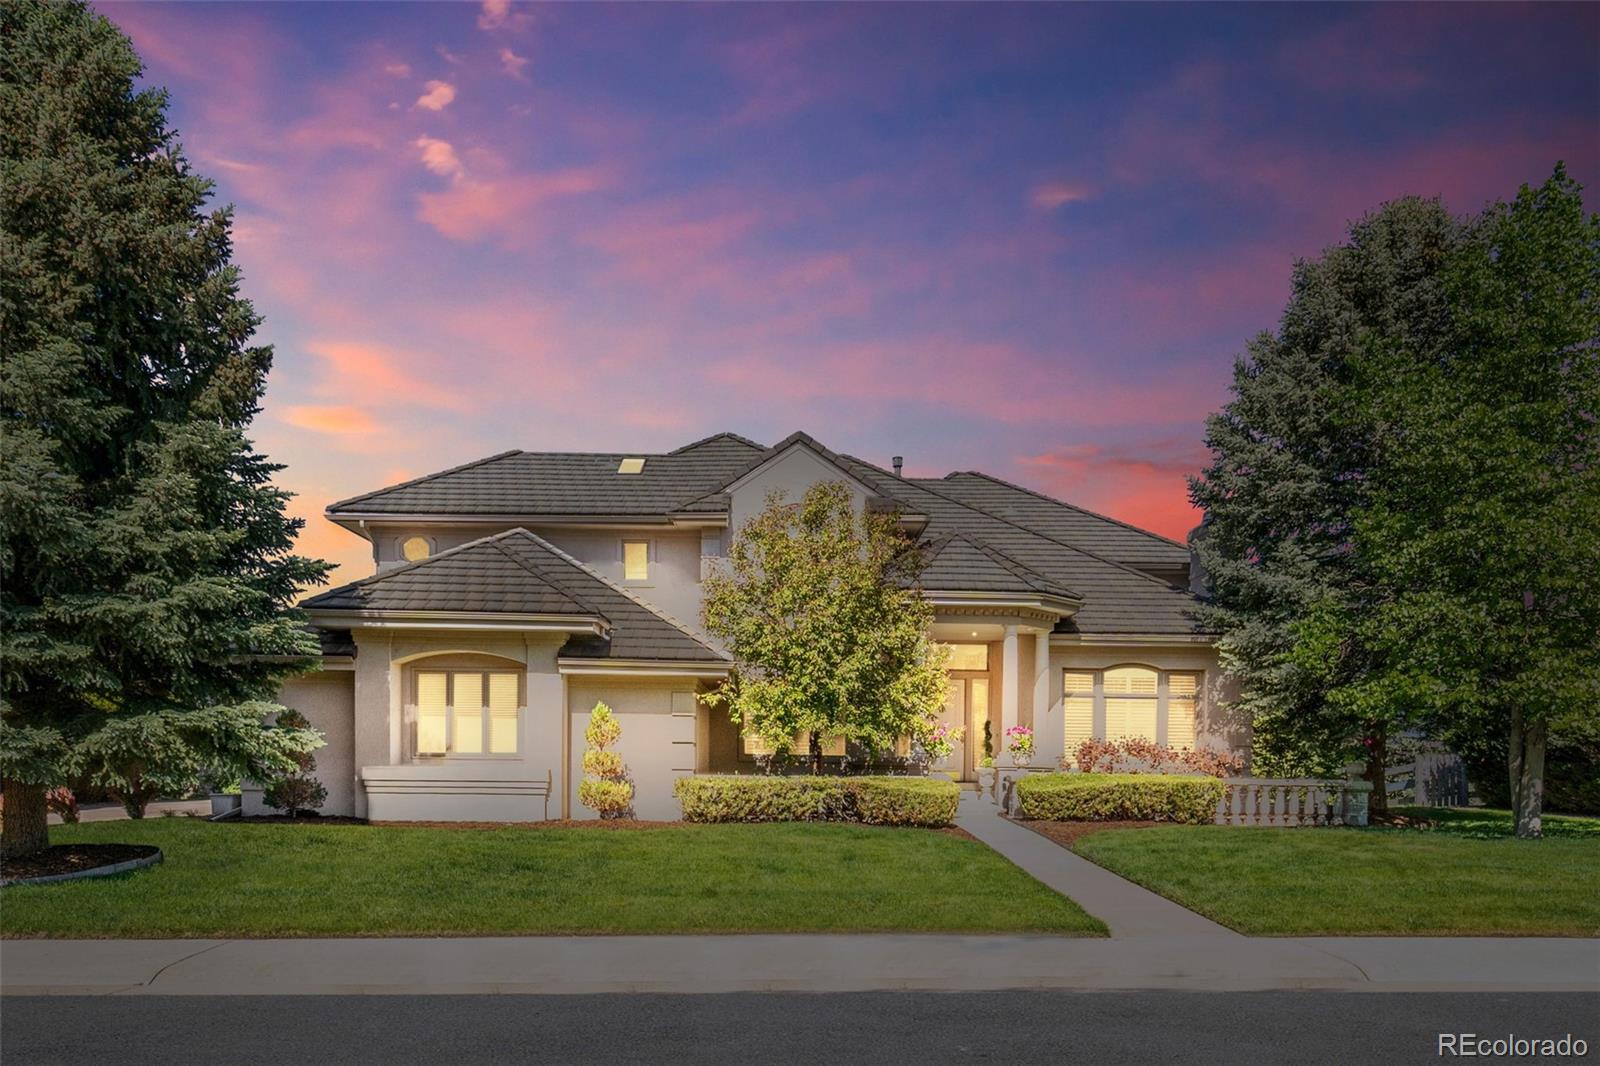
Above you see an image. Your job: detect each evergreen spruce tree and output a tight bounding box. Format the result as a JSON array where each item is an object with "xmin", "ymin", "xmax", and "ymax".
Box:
[
  {"xmin": 1189, "ymin": 198, "xmax": 1458, "ymax": 803},
  {"xmin": 1354, "ymin": 167, "xmax": 1600, "ymax": 838},
  {"xmin": 1, "ymin": 1, "xmax": 329, "ymax": 857}
]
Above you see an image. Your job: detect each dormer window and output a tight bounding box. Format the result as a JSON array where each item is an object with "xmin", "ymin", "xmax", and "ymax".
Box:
[
  {"xmin": 617, "ymin": 457, "xmax": 645, "ymax": 474},
  {"xmin": 401, "ymin": 536, "xmax": 432, "ymax": 562}
]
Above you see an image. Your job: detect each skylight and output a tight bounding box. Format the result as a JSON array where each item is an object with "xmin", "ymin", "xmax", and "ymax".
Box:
[{"xmin": 617, "ymin": 457, "xmax": 646, "ymax": 474}]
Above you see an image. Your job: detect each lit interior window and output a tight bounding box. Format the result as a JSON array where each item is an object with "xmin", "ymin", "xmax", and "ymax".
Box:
[
  {"xmin": 941, "ymin": 643, "xmax": 989, "ymax": 671},
  {"xmin": 401, "ymin": 536, "xmax": 431, "ymax": 562},
  {"xmin": 617, "ymin": 457, "xmax": 646, "ymax": 474},
  {"xmin": 623, "ymin": 540, "xmax": 649, "ymax": 581}
]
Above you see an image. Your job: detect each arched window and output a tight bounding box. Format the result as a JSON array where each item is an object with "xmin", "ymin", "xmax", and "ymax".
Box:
[
  {"xmin": 1061, "ymin": 666, "xmax": 1205, "ymax": 750},
  {"xmin": 408, "ymin": 659, "xmax": 523, "ymax": 757}
]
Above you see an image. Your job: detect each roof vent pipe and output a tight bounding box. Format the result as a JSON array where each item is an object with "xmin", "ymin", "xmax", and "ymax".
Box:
[{"xmin": 892, "ymin": 456, "xmax": 904, "ymax": 477}]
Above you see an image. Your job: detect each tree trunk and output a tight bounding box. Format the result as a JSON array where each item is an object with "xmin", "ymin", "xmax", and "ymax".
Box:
[
  {"xmin": 1508, "ymin": 706, "xmax": 1525, "ymax": 821},
  {"xmin": 1, "ymin": 779, "xmax": 51, "ymax": 860},
  {"xmin": 810, "ymin": 733, "xmax": 823, "ymax": 776},
  {"xmin": 1363, "ymin": 727, "xmax": 1389, "ymax": 815},
  {"xmin": 1511, "ymin": 713, "xmax": 1546, "ymax": 839}
]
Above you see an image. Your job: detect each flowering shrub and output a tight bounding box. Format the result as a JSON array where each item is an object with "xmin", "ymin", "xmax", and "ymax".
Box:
[
  {"xmin": 921, "ymin": 721, "xmax": 963, "ymax": 762},
  {"xmin": 1070, "ymin": 737, "xmax": 1243, "ymax": 778},
  {"xmin": 1017, "ymin": 772, "xmax": 1223, "ymax": 823},
  {"xmin": 45, "ymin": 787, "xmax": 78, "ymax": 824},
  {"xmin": 1005, "ymin": 726, "xmax": 1034, "ymax": 757}
]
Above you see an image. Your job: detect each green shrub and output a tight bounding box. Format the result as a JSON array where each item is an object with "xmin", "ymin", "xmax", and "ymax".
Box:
[
  {"xmin": 1016, "ymin": 773, "xmax": 1222, "ymax": 824},
  {"xmin": 674, "ymin": 775, "xmax": 958, "ymax": 827},
  {"xmin": 851, "ymin": 777, "xmax": 960, "ymax": 826}
]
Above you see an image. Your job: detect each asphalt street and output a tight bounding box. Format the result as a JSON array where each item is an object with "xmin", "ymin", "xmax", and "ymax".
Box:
[{"xmin": 4, "ymin": 990, "xmax": 1596, "ymax": 1066}]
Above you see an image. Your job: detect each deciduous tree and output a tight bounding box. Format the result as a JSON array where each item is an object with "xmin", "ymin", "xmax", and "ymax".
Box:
[{"xmin": 702, "ymin": 481, "xmax": 949, "ymax": 773}]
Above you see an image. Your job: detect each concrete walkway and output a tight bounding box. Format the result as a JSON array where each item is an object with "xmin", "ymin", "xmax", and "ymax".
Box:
[
  {"xmin": 2, "ymin": 935, "xmax": 1595, "ymax": 996},
  {"xmin": 954, "ymin": 794, "xmax": 1236, "ymax": 938}
]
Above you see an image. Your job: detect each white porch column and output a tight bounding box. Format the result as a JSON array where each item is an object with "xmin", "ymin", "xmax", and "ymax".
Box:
[
  {"xmin": 1033, "ymin": 630, "xmax": 1059, "ymax": 768},
  {"xmin": 999, "ymin": 625, "xmax": 1020, "ymax": 766}
]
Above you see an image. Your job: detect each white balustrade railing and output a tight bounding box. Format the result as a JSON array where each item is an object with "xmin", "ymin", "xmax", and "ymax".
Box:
[{"xmin": 1215, "ymin": 778, "xmax": 1373, "ymax": 827}]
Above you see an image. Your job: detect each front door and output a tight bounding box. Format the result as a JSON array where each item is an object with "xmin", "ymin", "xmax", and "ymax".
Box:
[{"xmin": 936, "ymin": 676, "xmax": 990, "ymax": 781}]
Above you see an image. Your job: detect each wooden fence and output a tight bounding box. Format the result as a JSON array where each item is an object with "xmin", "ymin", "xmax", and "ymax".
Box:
[{"xmin": 1215, "ymin": 778, "xmax": 1373, "ymax": 827}]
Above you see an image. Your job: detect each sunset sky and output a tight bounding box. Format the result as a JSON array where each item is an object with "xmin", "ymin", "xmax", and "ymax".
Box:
[{"xmin": 102, "ymin": 1, "xmax": 1598, "ymax": 584}]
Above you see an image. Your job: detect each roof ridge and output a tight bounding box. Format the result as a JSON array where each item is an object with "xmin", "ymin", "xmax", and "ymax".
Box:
[
  {"xmin": 941, "ymin": 469, "xmax": 1189, "ymax": 550},
  {"xmin": 499, "ymin": 530, "xmax": 729, "ymax": 661},
  {"xmin": 485, "ymin": 537, "xmax": 608, "ymax": 623},
  {"xmin": 300, "ymin": 526, "xmax": 536, "ymax": 605},
  {"xmin": 838, "ymin": 454, "xmax": 1195, "ymax": 594},
  {"xmin": 668, "ymin": 431, "xmax": 765, "ymax": 455},
  {"xmin": 326, "ymin": 450, "xmax": 523, "ymax": 513},
  {"xmin": 950, "ymin": 531, "xmax": 1082, "ymax": 600}
]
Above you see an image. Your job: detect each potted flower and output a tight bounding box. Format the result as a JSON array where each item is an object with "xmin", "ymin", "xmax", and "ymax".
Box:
[
  {"xmin": 921, "ymin": 721, "xmax": 963, "ymax": 779},
  {"xmin": 1005, "ymin": 725, "xmax": 1035, "ymax": 767}
]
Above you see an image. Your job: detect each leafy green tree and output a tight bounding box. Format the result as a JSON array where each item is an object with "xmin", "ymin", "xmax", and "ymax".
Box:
[
  {"xmin": 0, "ymin": 1, "xmax": 328, "ymax": 856},
  {"xmin": 702, "ymin": 481, "xmax": 949, "ymax": 773},
  {"xmin": 1353, "ymin": 166, "xmax": 1600, "ymax": 838},
  {"xmin": 1190, "ymin": 197, "xmax": 1458, "ymax": 805}
]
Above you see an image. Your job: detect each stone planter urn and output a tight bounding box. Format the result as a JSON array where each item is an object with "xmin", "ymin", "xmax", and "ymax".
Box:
[
  {"xmin": 210, "ymin": 793, "xmax": 241, "ymax": 817},
  {"xmin": 976, "ymin": 766, "xmax": 997, "ymax": 797},
  {"xmin": 1012, "ymin": 750, "xmax": 1033, "ymax": 768}
]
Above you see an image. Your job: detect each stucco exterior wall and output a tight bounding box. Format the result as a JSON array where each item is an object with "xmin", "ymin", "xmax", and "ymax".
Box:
[
  {"xmin": 567, "ymin": 678, "xmax": 698, "ymax": 820},
  {"xmin": 364, "ymin": 523, "xmax": 710, "ymax": 640},
  {"xmin": 348, "ymin": 630, "xmax": 567, "ymax": 821},
  {"xmin": 1043, "ymin": 642, "xmax": 1244, "ymax": 769},
  {"xmin": 245, "ymin": 670, "xmax": 356, "ymax": 817},
  {"xmin": 727, "ymin": 445, "xmax": 870, "ymax": 535}
]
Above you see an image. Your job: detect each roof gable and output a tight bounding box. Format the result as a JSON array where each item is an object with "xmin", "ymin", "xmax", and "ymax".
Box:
[{"xmin": 303, "ymin": 529, "xmax": 728, "ymax": 663}]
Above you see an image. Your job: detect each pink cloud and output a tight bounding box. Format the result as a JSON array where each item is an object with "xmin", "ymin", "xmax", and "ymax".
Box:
[
  {"xmin": 303, "ymin": 340, "xmax": 474, "ymax": 412},
  {"xmin": 414, "ymin": 80, "xmax": 457, "ymax": 111},
  {"xmin": 281, "ymin": 404, "xmax": 382, "ymax": 436},
  {"xmin": 414, "ymin": 136, "xmax": 464, "ymax": 179},
  {"xmin": 1032, "ymin": 181, "xmax": 1092, "ymax": 210},
  {"xmin": 416, "ymin": 167, "xmax": 611, "ymax": 243},
  {"xmin": 1017, "ymin": 440, "xmax": 1208, "ymax": 541},
  {"xmin": 499, "ymin": 47, "xmax": 529, "ymax": 80}
]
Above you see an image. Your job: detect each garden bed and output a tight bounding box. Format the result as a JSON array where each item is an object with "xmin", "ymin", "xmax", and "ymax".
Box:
[
  {"xmin": 1, "ymin": 844, "xmax": 160, "ymax": 885},
  {"xmin": 1012, "ymin": 818, "xmax": 1163, "ymax": 847}
]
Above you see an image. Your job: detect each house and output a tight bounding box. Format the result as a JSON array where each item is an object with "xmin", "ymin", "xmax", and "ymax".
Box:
[{"xmin": 258, "ymin": 431, "xmax": 1242, "ymax": 821}]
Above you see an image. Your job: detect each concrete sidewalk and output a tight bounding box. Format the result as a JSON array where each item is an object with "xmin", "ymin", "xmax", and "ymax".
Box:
[
  {"xmin": 2, "ymin": 934, "xmax": 1595, "ymax": 996},
  {"xmin": 954, "ymin": 795, "xmax": 1236, "ymax": 938}
]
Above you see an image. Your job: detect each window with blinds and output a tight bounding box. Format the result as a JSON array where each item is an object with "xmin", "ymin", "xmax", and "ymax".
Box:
[
  {"xmin": 1062, "ymin": 666, "xmax": 1204, "ymax": 751},
  {"xmin": 412, "ymin": 670, "xmax": 521, "ymax": 757},
  {"xmin": 1063, "ymin": 672, "xmax": 1095, "ymax": 755}
]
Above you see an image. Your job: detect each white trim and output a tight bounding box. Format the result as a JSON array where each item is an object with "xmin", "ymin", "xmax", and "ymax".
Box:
[
  {"xmin": 306, "ymin": 610, "xmax": 607, "ymax": 635},
  {"xmin": 1051, "ymin": 632, "xmax": 1215, "ymax": 646},
  {"xmin": 557, "ymin": 658, "xmax": 730, "ymax": 678}
]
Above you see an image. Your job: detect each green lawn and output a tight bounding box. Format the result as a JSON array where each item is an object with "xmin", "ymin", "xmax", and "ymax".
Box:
[
  {"xmin": 1072, "ymin": 807, "xmax": 1600, "ymax": 936},
  {"xmin": 1, "ymin": 819, "xmax": 1104, "ymax": 938}
]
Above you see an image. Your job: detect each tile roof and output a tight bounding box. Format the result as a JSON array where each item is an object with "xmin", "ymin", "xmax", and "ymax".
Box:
[
  {"xmin": 917, "ymin": 532, "xmax": 1081, "ymax": 603},
  {"xmin": 302, "ymin": 529, "xmax": 728, "ymax": 663},
  {"xmin": 318, "ymin": 429, "xmax": 1206, "ymax": 638},
  {"xmin": 326, "ymin": 432, "xmax": 765, "ymax": 517},
  {"xmin": 922, "ymin": 471, "xmax": 1190, "ymax": 570},
  {"xmin": 830, "ymin": 455, "xmax": 1206, "ymax": 636}
]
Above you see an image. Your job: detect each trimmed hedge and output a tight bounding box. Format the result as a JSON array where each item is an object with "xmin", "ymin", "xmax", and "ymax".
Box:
[
  {"xmin": 1016, "ymin": 773, "xmax": 1223, "ymax": 824},
  {"xmin": 674, "ymin": 775, "xmax": 959, "ymax": 827}
]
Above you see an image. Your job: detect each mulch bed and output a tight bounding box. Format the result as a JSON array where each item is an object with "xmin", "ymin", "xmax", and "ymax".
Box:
[
  {"xmin": 1009, "ymin": 818, "xmax": 1164, "ymax": 848},
  {"xmin": 1, "ymin": 843, "xmax": 159, "ymax": 883},
  {"xmin": 232, "ymin": 815, "xmax": 367, "ymax": 825}
]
